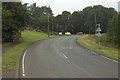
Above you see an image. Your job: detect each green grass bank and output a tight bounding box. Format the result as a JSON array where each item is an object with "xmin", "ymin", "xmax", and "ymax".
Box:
[
  {"xmin": 77, "ymin": 34, "xmax": 118, "ymax": 60},
  {"xmin": 2, "ymin": 30, "xmax": 57, "ymax": 72}
]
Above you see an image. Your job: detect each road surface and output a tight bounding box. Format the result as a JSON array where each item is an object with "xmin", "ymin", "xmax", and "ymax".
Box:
[{"xmin": 21, "ymin": 36, "xmax": 118, "ymax": 78}]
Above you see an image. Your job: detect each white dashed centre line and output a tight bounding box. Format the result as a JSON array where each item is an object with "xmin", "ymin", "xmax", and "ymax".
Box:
[{"xmin": 63, "ymin": 54, "xmax": 68, "ymax": 59}]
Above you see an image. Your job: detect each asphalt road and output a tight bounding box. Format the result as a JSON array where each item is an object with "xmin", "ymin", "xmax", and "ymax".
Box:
[{"xmin": 22, "ymin": 36, "xmax": 118, "ymax": 78}]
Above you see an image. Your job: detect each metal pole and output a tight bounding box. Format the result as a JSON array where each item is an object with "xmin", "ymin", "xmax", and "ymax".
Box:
[
  {"xmin": 48, "ymin": 13, "xmax": 50, "ymax": 37},
  {"xmin": 98, "ymin": 34, "xmax": 100, "ymax": 49},
  {"xmin": 57, "ymin": 24, "xmax": 58, "ymax": 34},
  {"xmin": 97, "ymin": 24, "xmax": 101, "ymax": 49}
]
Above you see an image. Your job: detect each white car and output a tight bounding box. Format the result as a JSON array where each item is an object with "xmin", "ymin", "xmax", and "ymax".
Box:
[{"xmin": 59, "ymin": 32, "xmax": 62, "ymax": 35}]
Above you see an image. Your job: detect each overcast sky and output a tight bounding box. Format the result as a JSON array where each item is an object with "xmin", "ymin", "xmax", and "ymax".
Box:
[{"xmin": 21, "ymin": 0, "xmax": 119, "ymax": 16}]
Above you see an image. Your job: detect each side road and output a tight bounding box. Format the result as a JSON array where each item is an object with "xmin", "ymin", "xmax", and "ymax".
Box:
[{"xmin": 2, "ymin": 38, "xmax": 39, "ymax": 54}]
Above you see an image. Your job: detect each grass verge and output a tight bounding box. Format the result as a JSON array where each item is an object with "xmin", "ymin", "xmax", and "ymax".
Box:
[
  {"xmin": 77, "ymin": 34, "xmax": 118, "ymax": 60},
  {"xmin": 2, "ymin": 42, "xmax": 13, "ymax": 48},
  {"xmin": 2, "ymin": 30, "xmax": 57, "ymax": 72}
]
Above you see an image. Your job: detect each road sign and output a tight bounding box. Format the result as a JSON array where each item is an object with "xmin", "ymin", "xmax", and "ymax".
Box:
[
  {"xmin": 96, "ymin": 26, "xmax": 102, "ymax": 32},
  {"xmin": 96, "ymin": 24, "xmax": 101, "ymax": 49},
  {"xmin": 97, "ymin": 32, "xmax": 101, "ymax": 36}
]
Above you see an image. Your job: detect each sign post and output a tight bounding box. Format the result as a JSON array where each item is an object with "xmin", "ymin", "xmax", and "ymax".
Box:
[{"xmin": 96, "ymin": 24, "xmax": 102, "ymax": 49}]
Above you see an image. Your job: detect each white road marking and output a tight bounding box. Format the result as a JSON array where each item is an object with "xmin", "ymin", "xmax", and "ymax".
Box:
[
  {"xmin": 89, "ymin": 50, "xmax": 119, "ymax": 63},
  {"xmin": 91, "ymin": 51, "xmax": 97, "ymax": 54},
  {"xmin": 100, "ymin": 55, "xmax": 119, "ymax": 63},
  {"xmin": 23, "ymin": 73, "xmax": 25, "ymax": 77},
  {"xmin": 112, "ymin": 59, "xmax": 119, "ymax": 63},
  {"xmin": 22, "ymin": 49, "xmax": 27, "ymax": 77},
  {"xmin": 63, "ymin": 54, "xmax": 68, "ymax": 59},
  {"xmin": 61, "ymin": 47, "xmax": 72, "ymax": 50},
  {"xmin": 101, "ymin": 55, "xmax": 112, "ymax": 60}
]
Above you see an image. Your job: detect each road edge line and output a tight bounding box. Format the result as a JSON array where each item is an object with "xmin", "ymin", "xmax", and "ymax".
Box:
[
  {"xmin": 22, "ymin": 49, "xmax": 27, "ymax": 77},
  {"xmin": 76, "ymin": 37, "xmax": 120, "ymax": 63}
]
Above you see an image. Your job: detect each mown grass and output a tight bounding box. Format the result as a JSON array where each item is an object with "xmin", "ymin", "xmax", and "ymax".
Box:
[
  {"xmin": 2, "ymin": 30, "xmax": 57, "ymax": 72},
  {"xmin": 77, "ymin": 34, "xmax": 118, "ymax": 60},
  {"xmin": 21, "ymin": 30, "xmax": 48, "ymax": 41}
]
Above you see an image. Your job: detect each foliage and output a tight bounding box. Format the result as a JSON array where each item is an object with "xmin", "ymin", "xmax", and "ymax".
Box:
[
  {"xmin": 70, "ymin": 11, "xmax": 83, "ymax": 33},
  {"xmin": 2, "ymin": 2, "xmax": 30, "ymax": 42},
  {"xmin": 29, "ymin": 3, "xmax": 53, "ymax": 32},
  {"xmin": 2, "ymin": 3, "xmax": 117, "ymax": 43},
  {"xmin": 2, "ymin": 30, "xmax": 57, "ymax": 71},
  {"xmin": 55, "ymin": 11, "xmax": 71, "ymax": 33},
  {"xmin": 77, "ymin": 34, "xmax": 118, "ymax": 60},
  {"xmin": 55, "ymin": 5, "xmax": 117, "ymax": 34},
  {"xmin": 107, "ymin": 13, "xmax": 119, "ymax": 45}
]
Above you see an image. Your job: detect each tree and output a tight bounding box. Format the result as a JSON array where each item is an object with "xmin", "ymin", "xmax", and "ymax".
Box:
[
  {"xmin": 2, "ymin": 2, "xmax": 30, "ymax": 42},
  {"xmin": 56, "ymin": 14, "xmax": 62, "ymax": 32},
  {"xmin": 82, "ymin": 5, "xmax": 117, "ymax": 34},
  {"xmin": 107, "ymin": 13, "xmax": 118, "ymax": 45},
  {"xmin": 55, "ymin": 5, "xmax": 116, "ymax": 34},
  {"xmin": 70, "ymin": 11, "xmax": 83, "ymax": 33},
  {"xmin": 55, "ymin": 11, "xmax": 71, "ymax": 33},
  {"xmin": 29, "ymin": 3, "xmax": 53, "ymax": 32}
]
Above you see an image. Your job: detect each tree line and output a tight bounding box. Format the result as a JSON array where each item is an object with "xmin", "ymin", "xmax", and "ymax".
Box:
[
  {"xmin": 55, "ymin": 5, "xmax": 117, "ymax": 34},
  {"xmin": 107, "ymin": 13, "xmax": 119, "ymax": 45},
  {"xmin": 2, "ymin": 2, "xmax": 119, "ymax": 45}
]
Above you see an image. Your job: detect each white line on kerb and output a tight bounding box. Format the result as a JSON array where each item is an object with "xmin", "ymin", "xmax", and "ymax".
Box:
[
  {"xmin": 63, "ymin": 54, "xmax": 68, "ymax": 59},
  {"xmin": 22, "ymin": 49, "xmax": 27, "ymax": 77},
  {"xmin": 91, "ymin": 51, "xmax": 96, "ymax": 54},
  {"xmin": 100, "ymin": 55, "xmax": 118, "ymax": 63},
  {"xmin": 112, "ymin": 59, "xmax": 119, "ymax": 63}
]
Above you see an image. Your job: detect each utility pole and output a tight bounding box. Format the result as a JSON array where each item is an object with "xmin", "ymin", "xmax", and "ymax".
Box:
[
  {"xmin": 47, "ymin": 5, "xmax": 51, "ymax": 37},
  {"xmin": 51, "ymin": 18, "xmax": 53, "ymax": 35},
  {"xmin": 56, "ymin": 23, "xmax": 58, "ymax": 34},
  {"xmin": 95, "ymin": 14, "xmax": 97, "ymax": 34},
  {"xmin": 48, "ymin": 12, "xmax": 50, "ymax": 37}
]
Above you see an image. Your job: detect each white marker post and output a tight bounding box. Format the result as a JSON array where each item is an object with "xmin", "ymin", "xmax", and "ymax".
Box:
[{"xmin": 96, "ymin": 24, "xmax": 102, "ymax": 49}]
